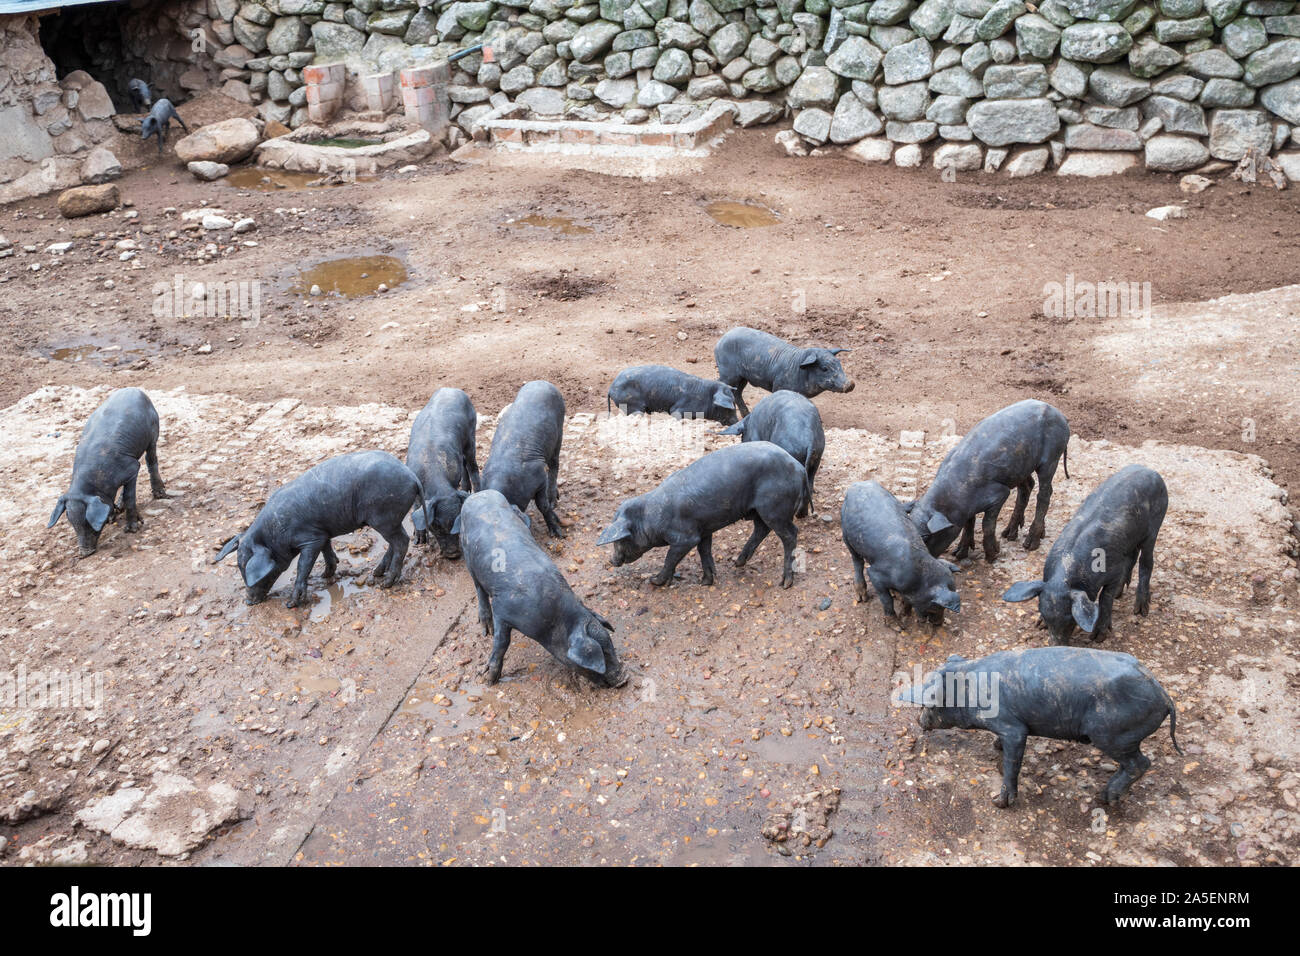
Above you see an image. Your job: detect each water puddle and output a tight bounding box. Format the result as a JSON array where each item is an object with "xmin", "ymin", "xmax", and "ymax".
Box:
[
  {"xmin": 308, "ymin": 576, "xmax": 367, "ymax": 623},
  {"xmin": 48, "ymin": 343, "xmax": 153, "ymax": 365},
  {"xmin": 309, "ymin": 137, "xmax": 383, "ymax": 149},
  {"xmin": 289, "ymin": 255, "xmax": 407, "ymax": 297},
  {"xmin": 506, "ymin": 214, "xmax": 593, "ymax": 235},
  {"xmin": 293, "ymin": 660, "xmax": 342, "ymax": 695},
  {"xmin": 223, "ymin": 167, "xmax": 365, "ymax": 190},
  {"xmin": 705, "ymin": 201, "xmax": 780, "ymax": 228},
  {"xmin": 398, "ymin": 680, "xmax": 486, "ymax": 737}
]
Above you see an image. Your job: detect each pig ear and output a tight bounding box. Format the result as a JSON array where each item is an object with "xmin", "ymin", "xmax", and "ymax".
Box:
[
  {"xmin": 596, "ymin": 515, "xmax": 632, "ymax": 545},
  {"xmin": 902, "ymin": 499, "xmax": 916, "ymax": 514},
  {"xmin": 713, "ymin": 387, "xmax": 736, "ymax": 410},
  {"xmin": 567, "ymin": 630, "xmax": 606, "ymax": 675},
  {"xmin": 591, "ymin": 611, "xmax": 615, "ymax": 632},
  {"xmin": 511, "ymin": 505, "xmax": 531, "ymax": 529},
  {"xmin": 411, "ymin": 505, "xmax": 427, "ymax": 533},
  {"xmin": 243, "ymin": 545, "xmax": 276, "ymax": 587},
  {"xmin": 830, "ymin": 347, "xmax": 852, "ymax": 355},
  {"xmin": 893, "ymin": 682, "xmax": 924, "ymax": 706},
  {"xmin": 449, "ymin": 514, "xmax": 462, "ymax": 535},
  {"xmin": 926, "ymin": 512, "xmax": 953, "ymax": 534},
  {"xmin": 1070, "ymin": 589, "xmax": 1099, "ymax": 633},
  {"xmin": 1002, "ymin": 580, "xmax": 1043, "ymax": 602},
  {"xmin": 48, "ymin": 495, "xmax": 68, "ymax": 528},
  {"xmin": 933, "ymin": 587, "xmax": 961, "ymax": 612},
  {"xmin": 83, "ymin": 495, "xmax": 111, "ymax": 532},
  {"xmin": 799, "ymin": 350, "xmax": 819, "ymax": 368},
  {"xmin": 215, "ymin": 535, "xmax": 241, "ymax": 563}
]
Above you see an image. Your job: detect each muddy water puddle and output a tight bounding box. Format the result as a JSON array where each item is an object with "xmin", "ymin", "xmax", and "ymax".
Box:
[
  {"xmin": 308, "ymin": 575, "xmax": 369, "ymax": 623},
  {"xmin": 47, "ymin": 342, "xmax": 154, "ymax": 365},
  {"xmin": 705, "ymin": 200, "xmax": 780, "ymax": 228},
  {"xmin": 289, "ymin": 255, "xmax": 407, "ymax": 297},
  {"xmin": 399, "ymin": 680, "xmax": 486, "ymax": 737},
  {"xmin": 506, "ymin": 214, "xmax": 593, "ymax": 235},
  {"xmin": 223, "ymin": 167, "xmax": 369, "ymax": 191}
]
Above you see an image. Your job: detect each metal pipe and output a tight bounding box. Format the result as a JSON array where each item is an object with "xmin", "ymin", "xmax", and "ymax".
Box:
[{"xmin": 448, "ymin": 43, "xmax": 484, "ymax": 62}]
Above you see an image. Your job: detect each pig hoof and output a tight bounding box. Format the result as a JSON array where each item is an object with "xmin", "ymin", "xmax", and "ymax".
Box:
[
  {"xmin": 993, "ymin": 792, "xmax": 1014, "ymax": 809},
  {"xmin": 152, "ymin": 489, "xmax": 172, "ymax": 500},
  {"xmin": 1001, "ymin": 526, "xmax": 1019, "ymax": 541},
  {"xmin": 1024, "ymin": 535, "xmax": 1042, "ymax": 551},
  {"xmin": 701, "ymin": 573, "xmax": 714, "ymax": 586},
  {"xmin": 650, "ymin": 574, "xmax": 671, "ymax": 587},
  {"xmin": 780, "ymin": 574, "xmax": 794, "ymax": 589},
  {"xmin": 1134, "ymin": 599, "xmax": 1149, "ymax": 616}
]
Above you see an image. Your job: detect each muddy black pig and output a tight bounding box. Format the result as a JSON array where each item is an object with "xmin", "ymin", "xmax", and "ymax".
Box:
[
  {"xmin": 908, "ymin": 399, "xmax": 1070, "ymax": 563},
  {"xmin": 483, "ymin": 381, "xmax": 566, "ymax": 538},
  {"xmin": 140, "ymin": 99, "xmax": 187, "ymax": 153},
  {"xmin": 717, "ymin": 389, "xmax": 824, "ymax": 514},
  {"xmin": 48, "ymin": 388, "xmax": 171, "ymax": 557},
  {"xmin": 841, "ymin": 481, "xmax": 961, "ymax": 625},
  {"xmin": 453, "ymin": 490, "xmax": 625, "ymax": 686},
  {"xmin": 1002, "ymin": 464, "xmax": 1168, "ymax": 645},
  {"xmin": 128, "ymin": 78, "xmax": 152, "ymax": 112},
  {"xmin": 215, "ymin": 451, "xmax": 424, "ymax": 608},
  {"xmin": 713, "ymin": 327, "xmax": 854, "ymax": 417},
  {"xmin": 898, "ymin": 647, "xmax": 1182, "ymax": 807},
  {"xmin": 597, "ymin": 441, "xmax": 809, "ymax": 588},
  {"xmin": 406, "ymin": 387, "xmax": 480, "ymax": 558},
  {"xmin": 607, "ymin": 365, "xmax": 738, "ymax": 425}
]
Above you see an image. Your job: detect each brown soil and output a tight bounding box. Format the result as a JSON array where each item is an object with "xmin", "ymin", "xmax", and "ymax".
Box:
[{"xmin": 0, "ymin": 127, "xmax": 1296, "ymax": 866}]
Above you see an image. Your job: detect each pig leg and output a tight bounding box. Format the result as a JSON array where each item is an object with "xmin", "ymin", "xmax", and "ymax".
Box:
[
  {"xmin": 483, "ymin": 619, "xmax": 513, "ymax": 684},
  {"xmin": 121, "ymin": 474, "xmax": 142, "ymax": 532},
  {"xmin": 464, "ymin": 441, "xmax": 481, "ymax": 492},
  {"xmin": 145, "ymin": 441, "xmax": 170, "ymax": 498},
  {"xmin": 1024, "ymin": 459, "xmax": 1060, "ymax": 551},
  {"xmin": 734, "ymin": 520, "xmax": 770, "ymax": 568},
  {"xmin": 722, "ymin": 378, "xmax": 749, "ymax": 418},
  {"xmin": 697, "ymin": 534, "xmax": 716, "ymax": 586},
  {"xmin": 1001, "ymin": 477, "xmax": 1033, "ymax": 540},
  {"xmin": 1091, "ymin": 583, "xmax": 1118, "ymax": 642},
  {"xmin": 1100, "ymin": 747, "xmax": 1150, "ymax": 804},
  {"xmin": 534, "ymin": 486, "xmax": 565, "ymax": 538},
  {"xmin": 289, "ymin": 541, "xmax": 324, "ymax": 608},
  {"xmin": 651, "ymin": 542, "xmax": 694, "ymax": 587},
  {"xmin": 953, "ymin": 518, "xmax": 976, "ymax": 561},
  {"xmin": 1134, "ymin": 535, "xmax": 1156, "ymax": 616},
  {"xmin": 474, "ymin": 580, "xmax": 493, "ymax": 636},
  {"xmin": 373, "ymin": 524, "xmax": 410, "ymax": 588},
  {"xmin": 867, "ymin": 567, "xmax": 897, "ymax": 617},
  {"xmin": 981, "ymin": 496, "xmax": 1007, "ymax": 562},
  {"xmin": 850, "ymin": 552, "xmax": 869, "ymax": 603},
  {"xmin": 322, "ymin": 542, "xmax": 339, "ymax": 579},
  {"xmin": 769, "ymin": 517, "xmax": 799, "ymax": 588},
  {"xmin": 993, "ymin": 728, "xmax": 1027, "ymax": 808}
]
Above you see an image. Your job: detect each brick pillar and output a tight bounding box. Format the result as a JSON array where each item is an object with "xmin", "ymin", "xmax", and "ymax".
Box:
[
  {"xmin": 303, "ymin": 63, "xmax": 345, "ymax": 125},
  {"xmin": 360, "ymin": 71, "xmax": 398, "ymax": 114},
  {"xmin": 399, "ymin": 61, "xmax": 451, "ymax": 135}
]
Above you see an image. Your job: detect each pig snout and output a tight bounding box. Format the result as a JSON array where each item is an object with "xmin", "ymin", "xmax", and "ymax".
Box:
[{"xmin": 843, "ymin": 379, "xmax": 855, "ymax": 392}]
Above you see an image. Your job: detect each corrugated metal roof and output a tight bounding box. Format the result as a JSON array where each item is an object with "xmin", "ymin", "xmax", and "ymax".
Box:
[{"xmin": 0, "ymin": 0, "xmax": 120, "ymax": 15}]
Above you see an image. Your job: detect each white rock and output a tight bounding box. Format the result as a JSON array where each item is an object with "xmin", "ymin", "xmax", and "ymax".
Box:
[
  {"xmin": 894, "ymin": 144, "xmax": 924, "ymax": 167},
  {"xmin": 846, "ymin": 137, "xmax": 894, "ymax": 163},
  {"xmin": 1056, "ymin": 151, "xmax": 1138, "ymax": 176},
  {"xmin": 1145, "ymin": 205, "xmax": 1187, "ymax": 221},
  {"xmin": 202, "ymin": 214, "xmax": 234, "ymax": 230}
]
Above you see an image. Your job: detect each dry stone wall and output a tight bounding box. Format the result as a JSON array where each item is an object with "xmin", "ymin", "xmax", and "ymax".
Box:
[{"xmin": 207, "ymin": 0, "xmax": 1300, "ymax": 175}]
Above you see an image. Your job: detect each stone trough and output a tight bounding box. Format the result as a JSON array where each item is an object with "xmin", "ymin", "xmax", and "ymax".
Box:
[{"xmin": 255, "ymin": 118, "xmax": 437, "ymax": 175}]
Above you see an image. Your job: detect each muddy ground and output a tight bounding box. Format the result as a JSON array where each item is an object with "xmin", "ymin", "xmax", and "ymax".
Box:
[{"xmin": 0, "ymin": 126, "xmax": 1297, "ymax": 866}]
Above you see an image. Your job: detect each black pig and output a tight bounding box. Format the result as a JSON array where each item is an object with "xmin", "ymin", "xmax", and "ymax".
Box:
[
  {"xmin": 898, "ymin": 647, "xmax": 1182, "ymax": 807},
  {"xmin": 908, "ymin": 399, "xmax": 1070, "ymax": 562},
  {"xmin": 406, "ymin": 387, "xmax": 480, "ymax": 558},
  {"xmin": 607, "ymin": 365, "xmax": 738, "ymax": 425},
  {"xmin": 482, "ymin": 381, "xmax": 566, "ymax": 537},
  {"xmin": 215, "ymin": 451, "xmax": 424, "ymax": 608},
  {"xmin": 717, "ymin": 389, "xmax": 824, "ymax": 515},
  {"xmin": 48, "ymin": 388, "xmax": 170, "ymax": 557},
  {"xmin": 129, "ymin": 78, "xmax": 152, "ymax": 112},
  {"xmin": 597, "ymin": 441, "xmax": 808, "ymax": 588},
  {"xmin": 1002, "ymin": 464, "xmax": 1168, "ymax": 644},
  {"xmin": 713, "ymin": 326, "xmax": 853, "ymax": 416},
  {"xmin": 141, "ymin": 99, "xmax": 187, "ymax": 153},
  {"xmin": 453, "ymin": 490, "xmax": 625, "ymax": 686},
  {"xmin": 841, "ymin": 480, "xmax": 961, "ymax": 625}
]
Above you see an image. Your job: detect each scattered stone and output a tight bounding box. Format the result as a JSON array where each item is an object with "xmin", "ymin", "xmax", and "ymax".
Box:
[
  {"xmin": 175, "ymin": 118, "xmax": 261, "ymax": 165},
  {"xmin": 187, "ymin": 161, "xmax": 230, "ymax": 182},
  {"xmin": 57, "ymin": 184, "xmax": 119, "ymax": 218}
]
